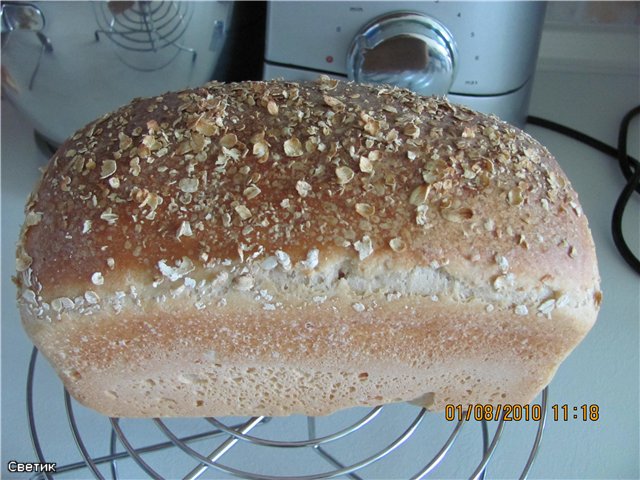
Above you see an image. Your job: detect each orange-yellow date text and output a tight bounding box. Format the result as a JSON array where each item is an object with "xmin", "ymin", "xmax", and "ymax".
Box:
[{"xmin": 445, "ymin": 403, "xmax": 600, "ymax": 422}]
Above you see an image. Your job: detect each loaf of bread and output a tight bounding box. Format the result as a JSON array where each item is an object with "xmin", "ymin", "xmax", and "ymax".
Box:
[{"xmin": 16, "ymin": 78, "xmax": 601, "ymax": 417}]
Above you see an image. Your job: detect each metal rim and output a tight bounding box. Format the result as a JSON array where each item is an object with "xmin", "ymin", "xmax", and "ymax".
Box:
[
  {"xmin": 470, "ymin": 416, "xmax": 506, "ymax": 480},
  {"xmin": 519, "ymin": 386, "xmax": 548, "ymax": 480},
  {"xmin": 94, "ymin": 1, "xmax": 193, "ymax": 52},
  {"xmin": 92, "ymin": 1, "xmax": 196, "ymax": 71},
  {"xmin": 201, "ymin": 406, "xmax": 383, "ymax": 448},
  {"xmin": 26, "ymin": 347, "xmax": 54, "ymax": 480},
  {"xmin": 410, "ymin": 416, "xmax": 466, "ymax": 480},
  {"xmin": 65, "ymin": 390, "xmax": 107, "ymax": 479},
  {"xmin": 347, "ymin": 10, "xmax": 458, "ymax": 89},
  {"xmin": 110, "ymin": 418, "xmax": 164, "ymax": 479},
  {"xmin": 153, "ymin": 408, "xmax": 428, "ymax": 480}
]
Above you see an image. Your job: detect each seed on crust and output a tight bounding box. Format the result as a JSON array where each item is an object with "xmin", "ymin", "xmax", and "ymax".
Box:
[
  {"xmin": 179, "ymin": 178, "xmax": 199, "ymax": 193},
  {"xmin": 267, "ymin": 100, "xmax": 279, "ymax": 116},
  {"xmin": 300, "ymin": 248, "xmax": 319, "ymax": 269},
  {"xmin": 176, "ymin": 220, "xmax": 193, "ymax": 239},
  {"xmin": 441, "ymin": 207, "xmax": 474, "ymax": 223},
  {"xmin": 493, "ymin": 273, "xmax": 514, "ymax": 290},
  {"xmin": 100, "ymin": 208, "xmax": 118, "ymax": 225},
  {"xmin": 363, "ymin": 118, "xmax": 380, "ymax": 136},
  {"xmin": 368, "ymin": 150, "xmax": 381, "ymax": 161},
  {"xmin": 508, "ymin": 188, "xmax": 524, "ymax": 206},
  {"xmin": 404, "ymin": 123, "xmax": 420, "ymax": 139},
  {"xmin": 409, "ymin": 184, "xmax": 430, "ymax": 206},
  {"xmin": 233, "ymin": 275, "xmax": 254, "ymax": 291},
  {"xmin": 389, "ymin": 237, "xmax": 406, "ymax": 252},
  {"xmin": 118, "ymin": 132, "xmax": 132, "ymax": 150},
  {"xmin": 275, "ymin": 250, "xmax": 292, "ymax": 271},
  {"xmin": 415, "ymin": 205, "xmax": 429, "ymax": 225},
  {"xmin": 323, "ymin": 95, "xmax": 345, "ymax": 110},
  {"xmin": 495, "ymin": 255, "xmax": 510, "ymax": 273},
  {"xmin": 261, "ymin": 256, "xmax": 278, "ymax": 270},
  {"xmin": 252, "ymin": 141, "xmax": 269, "ymax": 160},
  {"xmin": 51, "ymin": 297, "xmax": 74, "ymax": 312},
  {"xmin": 91, "ymin": 272, "xmax": 104, "ymax": 285},
  {"xmin": 157, "ymin": 257, "xmax": 195, "ymax": 282},
  {"xmin": 336, "ymin": 166, "xmax": 355, "ymax": 185},
  {"xmin": 16, "ymin": 247, "xmax": 32, "ymax": 272},
  {"xmin": 296, "ymin": 180, "xmax": 312, "ymax": 197},
  {"xmin": 195, "ymin": 117, "xmax": 218, "ymax": 136},
  {"xmin": 355, "ymin": 203, "xmax": 375, "ymax": 218},
  {"xmin": 25, "ymin": 211, "xmax": 43, "ymax": 227},
  {"xmin": 84, "ymin": 291, "xmax": 100, "ymax": 304},
  {"xmin": 553, "ymin": 294, "xmax": 568, "ymax": 309},
  {"xmin": 538, "ymin": 298, "xmax": 556, "ymax": 316},
  {"xmin": 317, "ymin": 75, "xmax": 339, "ymax": 90},
  {"xmin": 352, "ymin": 302, "xmax": 365, "ymax": 313},
  {"xmin": 461, "ymin": 126, "xmax": 475, "ymax": 138},
  {"xmin": 220, "ymin": 133, "xmax": 238, "ymax": 149},
  {"xmin": 100, "ymin": 160, "xmax": 117, "ymax": 179},
  {"xmin": 129, "ymin": 157, "xmax": 141, "ymax": 176},
  {"xmin": 243, "ymin": 185, "xmax": 261, "ymax": 200},
  {"xmin": 284, "ymin": 138, "xmax": 304, "ymax": 157},
  {"xmin": 484, "ymin": 219, "xmax": 495, "ymax": 231},
  {"xmin": 359, "ymin": 156, "xmax": 373, "ymax": 173},
  {"xmin": 235, "ymin": 205, "xmax": 252, "ymax": 220},
  {"xmin": 354, "ymin": 235, "xmax": 373, "ymax": 261}
]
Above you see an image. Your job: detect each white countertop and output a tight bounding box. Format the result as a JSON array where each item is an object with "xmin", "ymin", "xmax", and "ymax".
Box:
[{"xmin": 2, "ymin": 68, "xmax": 638, "ymax": 478}]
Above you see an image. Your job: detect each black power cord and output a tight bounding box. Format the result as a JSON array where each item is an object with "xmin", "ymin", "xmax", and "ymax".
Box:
[{"xmin": 527, "ymin": 107, "xmax": 640, "ymax": 276}]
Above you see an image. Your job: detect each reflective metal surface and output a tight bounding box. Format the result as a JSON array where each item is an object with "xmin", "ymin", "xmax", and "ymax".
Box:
[{"xmin": 348, "ymin": 12, "xmax": 458, "ymax": 96}]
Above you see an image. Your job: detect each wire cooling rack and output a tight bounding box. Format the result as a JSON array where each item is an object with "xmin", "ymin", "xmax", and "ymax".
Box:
[
  {"xmin": 93, "ymin": 1, "xmax": 198, "ymax": 70},
  {"xmin": 26, "ymin": 347, "xmax": 548, "ymax": 479}
]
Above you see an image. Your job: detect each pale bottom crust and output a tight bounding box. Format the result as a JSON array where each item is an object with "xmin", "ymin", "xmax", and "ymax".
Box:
[
  {"xmin": 22, "ymin": 295, "xmax": 595, "ymax": 417},
  {"xmin": 62, "ymin": 355, "xmax": 552, "ymax": 417}
]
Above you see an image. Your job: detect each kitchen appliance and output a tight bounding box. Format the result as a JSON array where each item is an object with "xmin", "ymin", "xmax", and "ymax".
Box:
[
  {"xmin": 263, "ymin": 2, "xmax": 547, "ymax": 127},
  {"xmin": 0, "ymin": 1, "xmax": 234, "ymax": 146}
]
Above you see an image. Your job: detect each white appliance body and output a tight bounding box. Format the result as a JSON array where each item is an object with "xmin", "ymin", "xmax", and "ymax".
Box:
[
  {"xmin": 263, "ymin": 2, "xmax": 546, "ymax": 127},
  {"xmin": 1, "ymin": 1, "xmax": 233, "ymax": 145}
]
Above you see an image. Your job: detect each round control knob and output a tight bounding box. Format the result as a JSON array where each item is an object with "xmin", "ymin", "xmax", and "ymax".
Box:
[{"xmin": 347, "ymin": 12, "xmax": 458, "ymax": 96}]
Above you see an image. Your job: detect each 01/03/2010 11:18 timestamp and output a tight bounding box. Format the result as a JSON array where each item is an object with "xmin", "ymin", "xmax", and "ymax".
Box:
[{"xmin": 444, "ymin": 403, "xmax": 600, "ymax": 422}]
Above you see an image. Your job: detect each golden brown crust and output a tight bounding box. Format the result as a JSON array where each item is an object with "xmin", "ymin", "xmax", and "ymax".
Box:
[{"xmin": 15, "ymin": 78, "xmax": 601, "ymax": 417}]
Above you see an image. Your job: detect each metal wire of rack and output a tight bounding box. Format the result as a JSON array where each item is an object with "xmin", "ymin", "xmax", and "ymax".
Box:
[
  {"xmin": 93, "ymin": 1, "xmax": 196, "ymax": 70},
  {"xmin": 26, "ymin": 347, "xmax": 548, "ymax": 480}
]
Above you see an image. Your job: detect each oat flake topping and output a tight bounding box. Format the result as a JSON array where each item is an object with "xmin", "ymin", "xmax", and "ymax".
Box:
[{"xmin": 16, "ymin": 77, "xmax": 591, "ymax": 312}]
